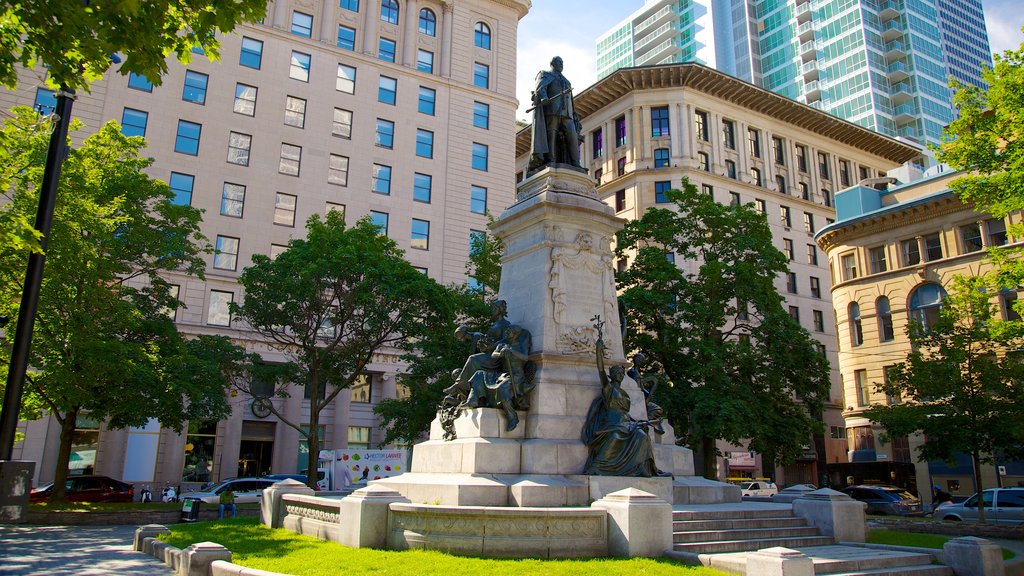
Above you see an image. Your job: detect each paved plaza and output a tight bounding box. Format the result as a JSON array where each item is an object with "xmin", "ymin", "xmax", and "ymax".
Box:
[{"xmin": 0, "ymin": 525, "xmax": 171, "ymax": 575}]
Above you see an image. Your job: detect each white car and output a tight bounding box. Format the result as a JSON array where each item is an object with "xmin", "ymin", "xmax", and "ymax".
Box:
[
  {"xmin": 181, "ymin": 478, "xmax": 276, "ymax": 505},
  {"xmin": 740, "ymin": 480, "xmax": 779, "ymax": 498}
]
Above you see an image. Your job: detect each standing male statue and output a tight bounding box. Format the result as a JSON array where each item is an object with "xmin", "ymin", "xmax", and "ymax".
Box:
[{"xmin": 529, "ymin": 56, "xmax": 582, "ymax": 172}]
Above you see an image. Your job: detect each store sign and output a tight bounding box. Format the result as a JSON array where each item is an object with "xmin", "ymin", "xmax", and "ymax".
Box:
[{"xmin": 728, "ymin": 451, "xmax": 755, "ymax": 467}]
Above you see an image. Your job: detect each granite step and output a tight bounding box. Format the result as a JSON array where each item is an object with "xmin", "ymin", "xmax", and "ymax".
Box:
[
  {"xmin": 822, "ymin": 566, "xmax": 953, "ymax": 576},
  {"xmin": 686, "ymin": 545, "xmax": 947, "ymax": 576},
  {"xmin": 673, "ymin": 516, "xmax": 809, "ymax": 531},
  {"xmin": 673, "ymin": 507, "xmax": 796, "ymax": 521},
  {"xmin": 674, "ymin": 526, "xmax": 822, "ymax": 543},
  {"xmin": 673, "ymin": 535, "xmax": 836, "ymax": 554}
]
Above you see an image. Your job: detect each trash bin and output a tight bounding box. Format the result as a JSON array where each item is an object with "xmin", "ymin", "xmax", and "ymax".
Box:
[{"xmin": 180, "ymin": 498, "xmax": 201, "ymax": 522}]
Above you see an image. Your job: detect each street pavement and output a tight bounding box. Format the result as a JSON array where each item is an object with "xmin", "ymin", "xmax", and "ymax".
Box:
[{"xmin": 0, "ymin": 525, "xmax": 171, "ymax": 575}]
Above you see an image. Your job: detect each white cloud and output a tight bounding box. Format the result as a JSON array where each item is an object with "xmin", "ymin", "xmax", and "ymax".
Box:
[{"xmin": 984, "ymin": 1, "xmax": 1024, "ymax": 56}]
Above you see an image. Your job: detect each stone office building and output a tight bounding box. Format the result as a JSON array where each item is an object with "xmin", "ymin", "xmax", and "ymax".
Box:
[{"xmin": 3, "ymin": 0, "xmax": 530, "ymax": 488}]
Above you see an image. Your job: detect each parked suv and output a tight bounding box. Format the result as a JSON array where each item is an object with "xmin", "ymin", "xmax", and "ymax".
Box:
[
  {"xmin": 840, "ymin": 485, "xmax": 924, "ymax": 516},
  {"xmin": 937, "ymin": 488, "xmax": 1024, "ymax": 525}
]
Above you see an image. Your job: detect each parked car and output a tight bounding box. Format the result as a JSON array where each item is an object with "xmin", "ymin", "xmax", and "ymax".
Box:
[
  {"xmin": 263, "ymin": 473, "xmax": 323, "ymax": 489},
  {"xmin": 30, "ymin": 475, "xmax": 134, "ymax": 503},
  {"xmin": 772, "ymin": 483, "xmax": 818, "ymax": 503},
  {"xmin": 840, "ymin": 485, "xmax": 924, "ymax": 516},
  {"xmin": 936, "ymin": 488, "xmax": 1024, "ymax": 525},
  {"xmin": 180, "ymin": 478, "xmax": 276, "ymax": 505},
  {"xmin": 740, "ymin": 480, "xmax": 778, "ymax": 498}
]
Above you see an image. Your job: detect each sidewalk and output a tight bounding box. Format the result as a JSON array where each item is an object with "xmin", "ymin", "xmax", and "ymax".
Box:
[{"xmin": 0, "ymin": 525, "xmax": 171, "ymax": 575}]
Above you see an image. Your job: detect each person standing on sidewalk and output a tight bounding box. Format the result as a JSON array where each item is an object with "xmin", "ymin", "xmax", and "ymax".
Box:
[{"xmin": 218, "ymin": 489, "xmax": 236, "ymax": 519}]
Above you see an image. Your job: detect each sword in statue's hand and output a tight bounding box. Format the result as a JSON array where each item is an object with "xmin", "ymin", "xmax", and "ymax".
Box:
[{"xmin": 525, "ymin": 86, "xmax": 574, "ymax": 113}]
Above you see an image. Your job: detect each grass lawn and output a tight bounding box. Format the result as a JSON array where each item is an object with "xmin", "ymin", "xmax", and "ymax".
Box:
[
  {"xmin": 868, "ymin": 529, "xmax": 1015, "ymax": 560},
  {"xmin": 161, "ymin": 517, "xmax": 728, "ymax": 576}
]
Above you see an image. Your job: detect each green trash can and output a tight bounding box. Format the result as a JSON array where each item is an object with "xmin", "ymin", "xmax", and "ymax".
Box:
[{"xmin": 180, "ymin": 498, "xmax": 201, "ymax": 522}]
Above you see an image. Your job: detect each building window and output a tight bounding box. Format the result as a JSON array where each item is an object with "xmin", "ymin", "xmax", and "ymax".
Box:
[
  {"xmin": 730, "ymin": 191, "xmax": 741, "ymax": 207},
  {"xmin": 474, "ymin": 22, "xmax": 491, "ymax": 49},
  {"xmin": 694, "ymin": 110, "xmax": 709, "ymax": 141},
  {"xmin": 818, "ymin": 152, "xmax": 830, "ymax": 180},
  {"xmin": 617, "ymin": 157, "xmax": 626, "ymax": 177},
  {"xmin": 726, "ymin": 160, "xmax": 736, "ymax": 179},
  {"xmin": 854, "ymin": 369, "xmax": 869, "ymax": 406},
  {"xmin": 291, "ymin": 11, "xmax": 313, "ymax": 36},
  {"xmin": 654, "ymin": 148, "xmax": 669, "ymax": 168},
  {"xmin": 333, "ymin": 108, "xmax": 353, "ymax": 138},
  {"xmin": 349, "ymin": 374, "xmax": 371, "ymax": 403},
  {"xmin": 810, "ymin": 276, "xmax": 821, "ymax": 298},
  {"xmin": 472, "ymin": 142, "xmax": 488, "ymax": 171},
  {"xmin": 470, "ymin": 185, "xmax": 487, "ymax": 214},
  {"xmin": 127, "ymin": 72, "xmax": 153, "ymax": 92},
  {"xmin": 289, "ymin": 51, "xmax": 311, "ymax": 82},
  {"xmin": 182, "ymin": 420, "xmax": 217, "ymax": 483},
  {"xmin": 214, "ymin": 235, "xmax": 239, "ymax": 270},
  {"xmin": 336, "ymin": 64, "xmax": 357, "ymax": 93},
  {"xmin": 869, "ymin": 246, "xmax": 887, "ymax": 274},
  {"xmin": 813, "ymin": 310, "xmax": 825, "ymax": 332},
  {"xmin": 615, "ymin": 116, "xmax": 627, "ymax": 146},
  {"xmin": 168, "ymin": 172, "xmax": 194, "ymax": 205},
  {"xmin": 220, "ymin": 182, "xmax": 245, "ymax": 217},
  {"xmin": 284, "ymin": 96, "xmax": 306, "ymax": 128},
  {"xmin": 328, "ymin": 154, "xmax": 349, "ymax": 186},
  {"xmin": 859, "ymin": 166, "xmax": 871, "ymax": 181},
  {"xmin": 473, "ymin": 63, "xmax": 489, "ymax": 89},
  {"xmin": 337, "ymin": 25, "xmax": 356, "ymax": 50},
  {"xmin": 773, "ymin": 136, "xmax": 785, "ymax": 165},
  {"xmin": 419, "ymin": 8, "xmax": 436, "ymax": 35},
  {"xmin": 174, "ymin": 120, "xmax": 201, "ymax": 155},
  {"xmin": 839, "ymin": 160, "xmax": 851, "ymax": 187},
  {"xmin": 378, "ymin": 76, "xmax": 397, "ymax": 104},
  {"xmin": 650, "ymin": 106, "xmax": 669, "ymax": 138},
  {"xmin": 748, "ymin": 128, "xmax": 761, "ymax": 159},
  {"xmin": 756, "ymin": 199, "xmax": 766, "ymax": 214},
  {"xmin": 372, "ymin": 164, "xmax": 392, "ymax": 195},
  {"xmin": 961, "ymin": 223, "xmax": 983, "ymax": 253},
  {"xmin": 780, "ymin": 205, "xmax": 792, "ymax": 227},
  {"xmin": 909, "ymin": 283, "xmax": 946, "ymax": 331},
  {"xmin": 326, "ymin": 203, "xmax": 345, "ymax": 219},
  {"xmin": 270, "ymin": 244, "xmax": 288, "ymax": 259},
  {"xmin": 473, "ymin": 101, "xmax": 490, "ymax": 129},
  {"xmin": 787, "ymin": 272, "xmax": 798, "ymax": 294},
  {"xmin": 379, "ymin": 37, "xmax": 396, "ymax": 62},
  {"xmin": 340, "ymin": 0, "xmax": 359, "ymax": 13},
  {"xmin": 923, "ymin": 233, "xmax": 942, "ymax": 261},
  {"xmin": 776, "ymin": 175, "xmax": 786, "ymax": 195},
  {"xmin": 375, "ymin": 118, "xmax": 394, "ymax": 148},
  {"xmin": 417, "ymin": 49, "xmax": 434, "ymax": 73},
  {"xmin": 796, "ymin": 145, "xmax": 808, "ymax": 172},
  {"xmin": 702, "ymin": 184, "xmax": 714, "ymax": 200},
  {"xmin": 411, "ymin": 218, "xmax": 430, "ymax": 250},
  {"xmin": 877, "ymin": 296, "xmax": 895, "ymax": 342},
  {"xmin": 841, "ymin": 252, "xmax": 857, "ymax": 280},
  {"xmin": 655, "ymin": 181, "xmax": 671, "ymax": 204},
  {"xmin": 751, "ymin": 167, "xmax": 762, "ymax": 186},
  {"xmin": 380, "ymin": 0, "xmax": 399, "ymax": 24},
  {"xmin": 592, "ymin": 128, "xmax": 603, "ymax": 158},
  {"xmin": 416, "ymin": 129, "xmax": 434, "ymax": 158},
  {"xmin": 783, "ymin": 238, "xmax": 794, "ymax": 260},
  {"xmin": 121, "ymin": 108, "xmax": 148, "ymax": 137},
  {"xmin": 274, "ymin": 192, "xmax": 297, "ymax": 226},
  {"xmin": 698, "ymin": 151, "xmax": 709, "ymax": 171},
  {"xmin": 987, "ymin": 218, "xmax": 1008, "ymax": 246},
  {"xmin": 414, "ymin": 173, "xmax": 432, "ymax": 203},
  {"xmin": 789, "ymin": 305, "xmax": 800, "ymax": 323},
  {"xmin": 615, "ymin": 190, "xmax": 625, "ymax": 212},
  {"xmin": 181, "ymin": 70, "xmax": 208, "ymax": 105},
  {"xmin": 370, "ymin": 211, "xmax": 389, "ymax": 235},
  {"xmin": 233, "ymin": 83, "xmax": 257, "ymax": 116},
  {"xmin": 348, "ymin": 426, "xmax": 371, "ymax": 450},
  {"xmin": 804, "ymin": 212, "xmax": 815, "ymax": 234},
  {"xmin": 1002, "ymin": 290, "xmax": 1021, "ymax": 321},
  {"xmin": 822, "ymin": 189, "xmax": 832, "ymax": 207},
  {"xmin": 279, "ymin": 143, "xmax": 301, "ymax": 175},
  {"xmin": 208, "ymin": 290, "xmax": 233, "ymax": 326},
  {"xmin": 807, "ymin": 244, "xmax": 818, "ymax": 265},
  {"xmin": 901, "ymin": 238, "xmax": 921, "ymax": 266},
  {"xmin": 850, "ymin": 303, "xmax": 864, "ymax": 347},
  {"xmin": 419, "ymin": 87, "xmax": 437, "ymax": 115},
  {"xmin": 240, "ymin": 37, "xmax": 263, "ymax": 69},
  {"xmin": 722, "ymin": 120, "xmax": 735, "ymax": 149}
]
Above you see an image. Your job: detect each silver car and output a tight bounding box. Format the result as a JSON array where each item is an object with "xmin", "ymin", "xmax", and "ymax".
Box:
[
  {"xmin": 180, "ymin": 478, "xmax": 276, "ymax": 505},
  {"xmin": 936, "ymin": 488, "xmax": 1024, "ymax": 525}
]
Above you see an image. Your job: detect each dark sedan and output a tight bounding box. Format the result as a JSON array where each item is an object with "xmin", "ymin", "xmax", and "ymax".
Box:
[
  {"xmin": 30, "ymin": 475, "xmax": 134, "ymax": 503},
  {"xmin": 840, "ymin": 485, "xmax": 924, "ymax": 516}
]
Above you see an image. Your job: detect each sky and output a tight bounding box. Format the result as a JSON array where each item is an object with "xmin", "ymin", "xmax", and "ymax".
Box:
[{"xmin": 513, "ymin": 0, "xmax": 1024, "ymax": 121}]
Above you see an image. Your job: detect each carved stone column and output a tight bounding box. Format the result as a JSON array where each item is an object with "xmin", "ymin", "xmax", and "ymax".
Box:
[
  {"xmin": 440, "ymin": 2, "xmax": 454, "ymax": 77},
  {"xmin": 402, "ymin": 0, "xmax": 419, "ymax": 66}
]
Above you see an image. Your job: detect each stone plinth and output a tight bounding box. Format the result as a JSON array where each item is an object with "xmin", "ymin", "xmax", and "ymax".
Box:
[
  {"xmin": 591, "ymin": 488, "xmax": 672, "ymax": 557},
  {"xmin": 260, "ymin": 478, "xmax": 315, "ymax": 529},
  {"xmin": 792, "ymin": 488, "xmax": 867, "ymax": 542},
  {"xmin": 746, "ymin": 547, "xmax": 815, "ymax": 576},
  {"xmin": 943, "ymin": 537, "xmax": 1005, "ymax": 576},
  {"xmin": 339, "ymin": 485, "xmax": 410, "ymax": 549}
]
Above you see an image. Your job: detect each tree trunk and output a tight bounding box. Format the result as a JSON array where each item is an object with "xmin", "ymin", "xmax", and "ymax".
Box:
[
  {"xmin": 972, "ymin": 450, "xmax": 986, "ymax": 524},
  {"xmin": 50, "ymin": 408, "xmax": 78, "ymax": 503},
  {"xmin": 306, "ymin": 370, "xmax": 321, "ymax": 490},
  {"xmin": 702, "ymin": 436, "xmax": 717, "ymax": 480}
]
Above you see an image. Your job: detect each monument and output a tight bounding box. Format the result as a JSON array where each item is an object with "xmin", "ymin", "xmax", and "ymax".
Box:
[{"xmin": 373, "ymin": 58, "xmax": 736, "ymax": 507}]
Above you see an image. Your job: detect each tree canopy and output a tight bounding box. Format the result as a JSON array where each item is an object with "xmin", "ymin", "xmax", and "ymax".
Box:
[
  {"xmin": 0, "ymin": 0, "xmax": 267, "ymax": 92},
  {"xmin": 616, "ymin": 179, "xmax": 831, "ymax": 478}
]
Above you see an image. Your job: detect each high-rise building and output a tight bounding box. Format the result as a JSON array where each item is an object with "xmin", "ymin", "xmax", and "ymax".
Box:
[
  {"xmin": 596, "ymin": 0, "xmax": 992, "ymax": 152},
  {"xmin": 3, "ymin": 0, "xmax": 530, "ymax": 488}
]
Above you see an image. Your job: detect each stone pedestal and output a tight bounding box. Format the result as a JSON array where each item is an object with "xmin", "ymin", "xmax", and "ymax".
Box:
[
  {"xmin": 134, "ymin": 524, "xmax": 171, "ymax": 551},
  {"xmin": 178, "ymin": 541, "xmax": 231, "ymax": 576},
  {"xmin": 260, "ymin": 478, "xmax": 315, "ymax": 528},
  {"xmin": 791, "ymin": 488, "xmax": 867, "ymax": 542},
  {"xmin": 592, "ymin": 488, "xmax": 672, "ymax": 557},
  {"xmin": 943, "ymin": 537, "xmax": 1005, "ymax": 576},
  {"xmin": 0, "ymin": 460, "xmax": 35, "ymax": 523},
  {"xmin": 746, "ymin": 547, "xmax": 815, "ymax": 576},
  {"xmin": 339, "ymin": 485, "xmax": 410, "ymax": 549}
]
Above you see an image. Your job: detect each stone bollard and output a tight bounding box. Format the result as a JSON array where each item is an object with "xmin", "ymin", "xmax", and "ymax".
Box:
[
  {"xmin": 339, "ymin": 485, "xmax": 410, "ymax": 549},
  {"xmin": 178, "ymin": 541, "xmax": 231, "ymax": 576},
  {"xmin": 791, "ymin": 488, "xmax": 866, "ymax": 543},
  {"xmin": 591, "ymin": 488, "xmax": 672, "ymax": 557},
  {"xmin": 944, "ymin": 537, "xmax": 1005, "ymax": 576},
  {"xmin": 134, "ymin": 524, "xmax": 171, "ymax": 551},
  {"xmin": 261, "ymin": 479, "xmax": 315, "ymax": 528},
  {"xmin": 746, "ymin": 547, "xmax": 815, "ymax": 576}
]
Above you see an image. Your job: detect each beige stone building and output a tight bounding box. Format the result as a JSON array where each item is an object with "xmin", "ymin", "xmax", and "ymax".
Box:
[
  {"xmin": 816, "ymin": 168, "xmax": 1024, "ymax": 500},
  {"xmin": 515, "ymin": 63, "xmax": 922, "ymax": 485},
  {"xmin": 3, "ymin": 0, "xmax": 530, "ymax": 488}
]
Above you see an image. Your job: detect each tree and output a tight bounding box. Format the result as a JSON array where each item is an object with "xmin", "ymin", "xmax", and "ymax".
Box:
[
  {"xmin": 467, "ymin": 219, "xmax": 503, "ymax": 297},
  {"xmin": 616, "ymin": 179, "xmax": 831, "ymax": 479},
  {"xmin": 0, "ymin": 0, "xmax": 267, "ymax": 92},
  {"xmin": 231, "ymin": 213, "xmax": 448, "ymax": 487},
  {"xmin": 0, "ymin": 109, "xmax": 231, "ymax": 500},
  {"xmin": 867, "ymin": 276, "xmax": 1024, "ymax": 522}
]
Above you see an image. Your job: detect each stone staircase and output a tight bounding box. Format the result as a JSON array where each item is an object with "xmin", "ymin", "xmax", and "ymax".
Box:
[{"xmin": 667, "ymin": 506, "xmax": 953, "ymax": 576}]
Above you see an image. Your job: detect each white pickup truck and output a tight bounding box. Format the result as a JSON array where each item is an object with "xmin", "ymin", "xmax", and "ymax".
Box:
[{"xmin": 740, "ymin": 480, "xmax": 779, "ymax": 498}]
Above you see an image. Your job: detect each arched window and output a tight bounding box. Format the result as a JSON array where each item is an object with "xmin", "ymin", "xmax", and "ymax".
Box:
[
  {"xmin": 474, "ymin": 22, "xmax": 491, "ymax": 49},
  {"xmin": 418, "ymin": 8, "xmax": 436, "ymax": 36},
  {"xmin": 877, "ymin": 296, "xmax": 894, "ymax": 342},
  {"xmin": 381, "ymin": 0, "xmax": 399, "ymax": 24},
  {"xmin": 908, "ymin": 283, "xmax": 946, "ymax": 331},
  {"xmin": 849, "ymin": 302, "xmax": 863, "ymax": 346},
  {"xmin": 654, "ymin": 148, "xmax": 669, "ymax": 168}
]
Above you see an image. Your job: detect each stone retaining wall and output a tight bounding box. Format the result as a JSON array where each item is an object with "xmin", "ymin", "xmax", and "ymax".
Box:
[
  {"xmin": 870, "ymin": 518, "xmax": 1024, "ymax": 540},
  {"xmin": 26, "ymin": 505, "xmax": 259, "ymax": 526}
]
